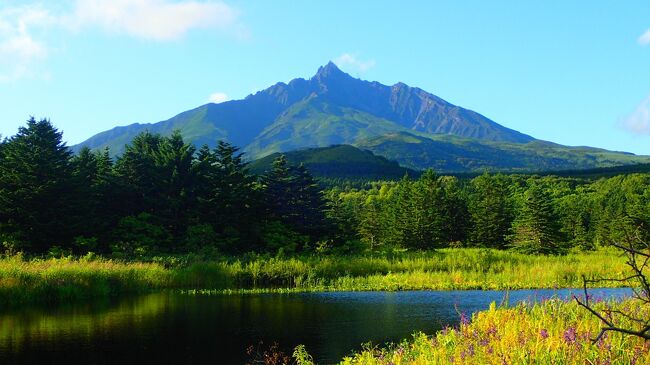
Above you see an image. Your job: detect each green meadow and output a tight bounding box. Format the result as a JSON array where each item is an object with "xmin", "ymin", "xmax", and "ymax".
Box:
[{"xmin": 0, "ymin": 248, "xmax": 627, "ymax": 306}]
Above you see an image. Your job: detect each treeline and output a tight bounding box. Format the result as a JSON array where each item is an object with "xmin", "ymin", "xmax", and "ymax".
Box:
[
  {"xmin": 0, "ymin": 119, "xmax": 326, "ymax": 256},
  {"xmin": 329, "ymin": 170, "xmax": 650, "ymax": 254},
  {"xmin": 0, "ymin": 119, "xmax": 649, "ymax": 257}
]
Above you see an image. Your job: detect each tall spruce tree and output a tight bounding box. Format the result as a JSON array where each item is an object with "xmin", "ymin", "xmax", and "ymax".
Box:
[
  {"xmin": 468, "ymin": 173, "xmax": 512, "ymax": 248},
  {"xmin": 210, "ymin": 141, "xmax": 259, "ymax": 250},
  {"xmin": 0, "ymin": 118, "xmax": 75, "ymax": 252},
  {"xmin": 292, "ymin": 163, "xmax": 328, "ymax": 237},
  {"xmin": 509, "ymin": 182, "xmax": 563, "ymax": 254},
  {"xmin": 263, "ymin": 156, "xmax": 327, "ymax": 242},
  {"xmin": 70, "ymin": 147, "xmax": 116, "ymax": 250},
  {"xmin": 152, "ymin": 131, "xmax": 197, "ymax": 242}
]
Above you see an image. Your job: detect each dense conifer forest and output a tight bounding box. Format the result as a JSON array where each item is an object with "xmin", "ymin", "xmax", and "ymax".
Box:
[{"xmin": 1, "ymin": 118, "xmax": 648, "ymax": 257}]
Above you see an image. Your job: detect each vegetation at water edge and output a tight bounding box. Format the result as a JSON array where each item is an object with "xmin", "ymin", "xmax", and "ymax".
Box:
[
  {"xmin": 0, "ymin": 248, "xmax": 629, "ymax": 305},
  {"xmin": 321, "ymin": 299, "xmax": 650, "ymax": 364}
]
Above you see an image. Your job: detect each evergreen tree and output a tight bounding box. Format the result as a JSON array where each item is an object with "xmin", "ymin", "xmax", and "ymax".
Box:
[
  {"xmin": 210, "ymin": 141, "xmax": 260, "ymax": 251},
  {"xmin": 0, "ymin": 118, "xmax": 75, "ymax": 252},
  {"xmin": 113, "ymin": 131, "xmax": 163, "ymax": 217},
  {"xmin": 292, "ymin": 163, "xmax": 328, "ymax": 237},
  {"xmin": 509, "ymin": 182, "xmax": 563, "ymax": 254},
  {"xmin": 70, "ymin": 147, "xmax": 116, "ymax": 251},
  {"xmin": 263, "ymin": 156, "xmax": 327, "ymax": 244},
  {"xmin": 468, "ymin": 173, "xmax": 512, "ymax": 248},
  {"xmin": 263, "ymin": 155, "xmax": 295, "ymax": 222},
  {"xmin": 358, "ymin": 194, "xmax": 382, "ymax": 250},
  {"xmin": 152, "ymin": 131, "xmax": 197, "ymax": 242}
]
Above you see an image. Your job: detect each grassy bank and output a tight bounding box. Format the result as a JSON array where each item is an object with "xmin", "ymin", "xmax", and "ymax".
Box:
[
  {"xmin": 0, "ymin": 254, "xmax": 169, "ymax": 306},
  {"xmin": 332, "ymin": 298, "xmax": 650, "ymax": 364},
  {"xmin": 0, "ymin": 248, "xmax": 629, "ymax": 305}
]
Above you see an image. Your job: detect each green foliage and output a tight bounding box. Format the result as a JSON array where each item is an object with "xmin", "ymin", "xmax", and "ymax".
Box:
[
  {"xmin": 112, "ymin": 213, "xmax": 172, "ymax": 258},
  {"xmin": 509, "ymin": 183, "xmax": 563, "ymax": 254},
  {"xmin": 263, "ymin": 155, "xmax": 328, "ymax": 241},
  {"xmin": 468, "ymin": 172, "xmax": 513, "ymax": 248},
  {"xmin": 260, "ymin": 221, "xmax": 308, "ymax": 256},
  {"xmin": 0, "ymin": 118, "xmax": 75, "ymax": 252}
]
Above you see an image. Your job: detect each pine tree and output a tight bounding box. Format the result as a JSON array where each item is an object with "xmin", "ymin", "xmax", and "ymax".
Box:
[
  {"xmin": 70, "ymin": 147, "xmax": 116, "ymax": 250},
  {"xmin": 113, "ymin": 131, "xmax": 163, "ymax": 217},
  {"xmin": 263, "ymin": 156, "xmax": 327, "ymax": 244},
  {"xmin": 152, "ymin": 131, "xmax": 196, "ymax": 242},
  {"xmin": 210, "ymin": 141, "xmax": 260, "ymax": 250},
  {"xmin": 359, "ymin": 194, "xmax": 382, "ymax": 250},
  {"xmin": 468, "ymin": 173, "xmax": 512, "ymax": 248},
  {"xmin": 292, "ymin": 163, "xmax": 328, "ymax": 237},
  {"xmin": 0, "ymin": 118, "xmax": 75, "ymax": 251},
  {"xmin": 509, "ymin": 182, "xmax": 563, "ymax": 254},
  {"xmin": 263, "ymin": 155, "xmax": 295, "ymax": 223}
]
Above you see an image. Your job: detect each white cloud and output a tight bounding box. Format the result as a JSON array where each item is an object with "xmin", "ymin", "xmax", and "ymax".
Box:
[
  {"xmin": 0, "ymin": 1, "xmax": 243, "ymax": 81},
  {"xmin": 208, "ymin": 91, "xmax": 228, "ymax": 103},
  {"xmin": 333, "ymin": 53, "xmax": 376, "ymax": 74},
  {"xmin": 621, "ymin": 95, "xmax": 650, "ymax": 134},
  {"xmin": 69, "ymin": 0, "xmax": 241, "ymax": 41},
  {"xmin": 0, "ymin": 5, "xmax": 52, "ymax": 81},
  {"xmin": 639, "ymin": 29, "xmax": 650, "ymax": 45}
]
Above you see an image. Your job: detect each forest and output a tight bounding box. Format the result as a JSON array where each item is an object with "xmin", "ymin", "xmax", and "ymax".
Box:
[{"xmin": 0, "ymin": 118, "xmax": 649, "ymax": 258}]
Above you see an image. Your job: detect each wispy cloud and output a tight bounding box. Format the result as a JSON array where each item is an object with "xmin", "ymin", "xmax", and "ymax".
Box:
[
  {"xmin": 639, "ymin": 29, "xmax": 650, "ymax": 45},
  {"xmin": 69, "ymin": 0, "xmax": 242, "ymax": 41},
  {"xmin": 333, "ymin": 53, "xmax": 375, "ymax": 74},
  {"xmin": 621, "ymin": 95, "xmax": 650, "ymax": 134},
  {"xmin": 0, "ymin": 1, "xmax": 244, "ymax": 81},
  {"xmin": 0, "ymin": 5, "xmax": 53, "ymax": 81},
  {"xmin": 208, "ymin": 91, "xmax": 228, "ymax": 103}
]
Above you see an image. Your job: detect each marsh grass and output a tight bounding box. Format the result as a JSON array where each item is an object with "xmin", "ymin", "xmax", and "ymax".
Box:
[
  {"xmin": 335, "ymin": 298, "xmax": 650, "ymax": 364},
  {"xmin": 175, "ymin": 248, "xmax": 628, "ymax": 292},
  {"xmin": 0, "ymin": 248, "xmax": 628, "ymax": 305},
  {"xmin": 0, "ymin": 254, "xmax": 169, "ymax": 306}
]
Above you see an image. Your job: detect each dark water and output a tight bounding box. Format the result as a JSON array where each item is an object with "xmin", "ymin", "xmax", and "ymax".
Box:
[{"xmin": 0, "ymin": 288, "xmax": 631, "ymax": 364}]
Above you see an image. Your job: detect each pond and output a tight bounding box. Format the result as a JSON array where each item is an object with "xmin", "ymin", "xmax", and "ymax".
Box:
[{"xmin": 0, "ymin": 288, "xmax": 631, "ymax": 364}]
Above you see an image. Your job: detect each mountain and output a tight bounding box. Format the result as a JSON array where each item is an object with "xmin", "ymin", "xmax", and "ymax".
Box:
[
  {"xmin": 75, "ymin": 62, "xmax": 650, "ymax": 173},
  {"xmin": 248, "ymin": 144, "xmax": 415, "ymax": 180},
  {"xmin": 75, "ymin": 62, "xmax": 531, "ymax": 155},
  {"xmin": 355, "ymin": 131, "xmax": 649, "ymax": 172}
]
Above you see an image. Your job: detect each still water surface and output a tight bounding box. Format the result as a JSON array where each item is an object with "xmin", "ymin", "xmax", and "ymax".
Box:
[{"xmin": 0, "ymin": 288, "xmax": 631, "ymax": 364}]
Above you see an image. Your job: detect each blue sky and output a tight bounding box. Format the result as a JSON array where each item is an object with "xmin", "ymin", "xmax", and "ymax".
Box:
[{"xmin": 1, "ymin": 1, "xmax": 650, "ymax": 154}]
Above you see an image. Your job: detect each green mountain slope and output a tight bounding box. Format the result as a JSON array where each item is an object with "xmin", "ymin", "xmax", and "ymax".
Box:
[
  {"xmin": 243, "ymin": 96, "xmax": 416, "ymax": 158},
  {"xmin": 356, "ymin": 132, "xmax": 650, "ymax": 172},
  {"xmin": 248, "ymin": 144, "xmax": 414, "ymax": 179}
]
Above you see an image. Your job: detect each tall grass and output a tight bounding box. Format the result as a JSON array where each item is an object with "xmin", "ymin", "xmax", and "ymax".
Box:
[
  {"xmin": 335, "ymin": 299, "xmax": 650, "ymax": 364},
  {"xmin": 174, "ymin": 248, "xmax": 628, "ymax": 291},
  {"xmin": 0, "ymin": 248, "xmax": 629, "ymax": 305},
  {"xmin": 0, "ymin": 254, "xmax": 169, "ymax": 305}
]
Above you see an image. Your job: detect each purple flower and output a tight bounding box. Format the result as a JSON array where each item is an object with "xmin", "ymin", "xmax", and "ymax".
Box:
[
  {"xmin": 563, "ymin": 327, "xmax": 577, "ymax": 344},
  {"xmin": 486, "ymin": 325, "xmax": 498, "ymax": 337},
  {"xmin": 540, "ymin": 329, "xmax": 549, "ymax": 339},
  {"xmin": 460, "ymin": 312, "xmax": 470, "ymax": 325}
]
